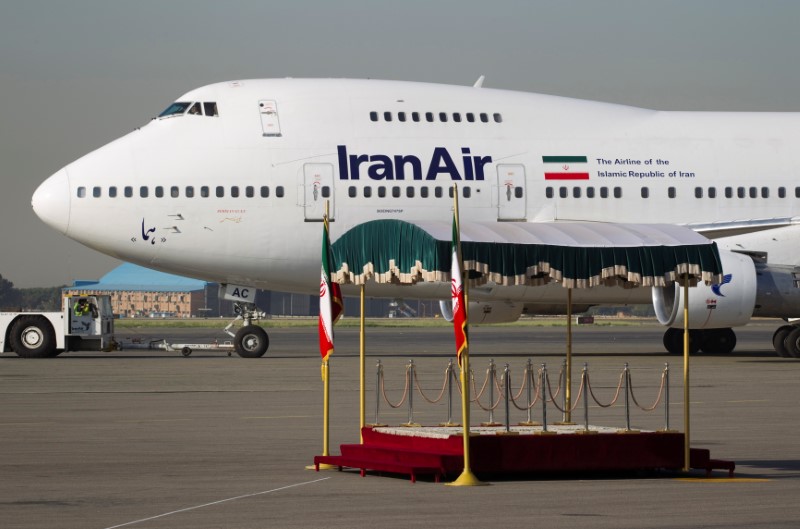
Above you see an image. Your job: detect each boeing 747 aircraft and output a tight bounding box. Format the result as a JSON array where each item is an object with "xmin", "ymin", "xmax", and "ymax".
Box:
[{"xmin": 30, "ymin": 78, "xmax": 800, "ymax": 358}]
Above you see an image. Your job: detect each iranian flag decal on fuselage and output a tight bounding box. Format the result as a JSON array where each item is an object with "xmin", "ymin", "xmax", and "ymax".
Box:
[{"xmin": 543, "ymin": 155, "xmax": 589, "ymax": 180}]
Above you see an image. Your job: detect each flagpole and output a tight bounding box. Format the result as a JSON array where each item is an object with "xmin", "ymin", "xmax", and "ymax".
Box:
[
  {"xmin": 324, "ymin": 202, "xmax": 331, "ymax": 458},
  {"xmin": 323, "ymin": 359, "xmax": 330, "ymax": 457},
  {"xmin": 448, "ymin": 183, "xmax": 485, "ymax": 487},
  {"xmin": 313, "ymin": 201, "xmax": 337, "ymax": 470}
]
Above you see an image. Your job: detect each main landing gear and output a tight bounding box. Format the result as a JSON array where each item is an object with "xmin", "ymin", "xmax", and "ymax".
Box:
[
  {"xmin": 773, "ymin": 325, "xmax": 800, "ymax": 358},
  {"xmin": 664, "ymin": 326, "xmax": 800, "ymax": 358},
  {"xmin": 662, "ymin": 327, "xmax": 736, "ymax": 355},
  {"xmin": 224, "ymin": 302, "xmax": 270, "ymax": 358}
]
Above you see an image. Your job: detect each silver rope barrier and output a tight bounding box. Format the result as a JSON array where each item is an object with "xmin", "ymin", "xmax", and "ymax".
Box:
[
  {"xmin": 540, "ymin": 363, "xmax": 549, "ymax": 432},
  {"xmin": 503, "ymin": 364, "xmax": 512, "ymax": 433},
  {"xmin": 471, "ymin": 366, "xmax": 492, "ymax": 407},
  {"xmin": 379, "ymin": 363, "xmax": 410, "ymax": 409},
  {"xmin": 440, "ymin": 360, "xmax": 459, "ymax": 427},
  {"xmin": 582, "ymin": 363, "xmax": 590, "ymax": 433},
  {"xmin": 402, "ymin": 359, "xmax": 420, "ymax": 427},
  {"xmin": 561, "ymin": 359, "xmax": 568, "ymax": 423},
  {"xmin": 518, "ymin": 359, "xmax": 540, "ymax": 425},
  {"xmin": 624, "ymin": 363, "xmax": 632, "ymax": 431},
  {"xmin": 371, "ymin": 359, "xmax": 668, "ymax": 431},
  {"xmin": 664, "ymin": 363, "xmax": 670, "ymax": 431},
  {"xmin": 373, "ymin": 360, "xmax": 383, "ymax": 425},
  {"xmin": 481, "ymin": 359, "xmax": 501, "ymax": 426}
]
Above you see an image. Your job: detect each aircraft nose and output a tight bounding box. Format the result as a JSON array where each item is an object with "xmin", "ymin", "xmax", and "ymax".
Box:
[{"xmin": 32, "ymin": 168, "xmax": 71, "ymax": 234}]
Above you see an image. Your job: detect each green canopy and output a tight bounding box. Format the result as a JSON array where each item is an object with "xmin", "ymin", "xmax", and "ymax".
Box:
[{"xmin": 331, "ymin": 219, "xmax": 722, "ymax": 289}]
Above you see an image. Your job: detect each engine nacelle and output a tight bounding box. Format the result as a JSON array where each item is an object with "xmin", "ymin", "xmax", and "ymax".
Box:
[
  {"xmin": 439, "ymin": 300, "xmax": 523, "ymax": 324},
  {"xmin": 752, "ymin": 263, "xmax": 800, "ymax": 318},
  {"xmin": 652, "ymin": 249, "xmax": 756, "ymax": 329}
]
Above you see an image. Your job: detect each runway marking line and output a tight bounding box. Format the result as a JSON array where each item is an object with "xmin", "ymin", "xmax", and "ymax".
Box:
[
  {"xmin": 241, "ymin": 415, "xmax": 314, "ymax": 420},
  {"xmin": 101, "ymin": 477, "xmax": 330, "ymax": 529},
  {"xmin": 115, "ymin": 419, "xmax": 193, "ymax": 423},
  {"xmin": 112, "ymin": 415, "xmax": 314, "ymax": 424},
  {"xmin": 674, "ymin": 477, "xmax": 771, "ymax": 483}
]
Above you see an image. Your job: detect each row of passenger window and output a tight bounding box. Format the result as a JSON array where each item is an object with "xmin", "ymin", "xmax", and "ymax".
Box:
[
  {"xmin": 347, "ymin": 185, "xmax": 493, "ymax": 199},
  {"xmin": 546, "ymin": 187, "xmax": 623, "ymax": 199},
  {"xmin": 76, "ymin": 184, "xmax": 488, "ymax": 200},
  {"xmin": 78, "ymin": 184, "xmax": 799, "ymax": 201},
  {"xmin": 347, "ymin": 186, "xmax": 524, "ymax": 198},
  {"xmin": 685, "ymin": 186, "xmax": 797, "ymax": 199},
  {"xmin": 369, "ymin": 111, "xmax": 503, "ymax": 124},
  {"xmin": 547, "ymin": 185, "xmax": 800, "ymax": 199},
  {"xmin": 76, "ymin": 185, "xmax": 285, "ymax": 199}
]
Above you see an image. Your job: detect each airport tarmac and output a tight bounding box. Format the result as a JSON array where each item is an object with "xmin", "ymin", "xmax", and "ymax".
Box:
[{"xmin": 1, "ymin": 321, "xmax": 799, "ymax": 529}]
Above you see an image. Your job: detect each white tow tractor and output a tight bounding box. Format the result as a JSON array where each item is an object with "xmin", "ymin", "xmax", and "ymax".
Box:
[{"xmin": 0, "ymin": 295, "xmax": 116, "ymax": 357}]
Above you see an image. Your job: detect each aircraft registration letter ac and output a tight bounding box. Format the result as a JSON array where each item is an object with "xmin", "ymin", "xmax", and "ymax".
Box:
[{"xmin": 223, "ymin": 284, "xmax": 254, "ymax": 302}]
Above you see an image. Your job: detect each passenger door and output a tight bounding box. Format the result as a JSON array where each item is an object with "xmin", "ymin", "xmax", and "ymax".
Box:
[
  {"xmin": 258, "ymin": 100, "xmax": 282, "ymax": 137},
  {"xmin": 303, "ymin": 163, "xmax": 335, "ymax": 221},
  {"xmin": 496, "ymin": 164, "xmax": 526, "ymax": 220}
]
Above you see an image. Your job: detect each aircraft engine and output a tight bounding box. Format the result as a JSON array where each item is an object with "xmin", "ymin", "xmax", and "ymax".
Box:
[
  {"xmin": 751, "ymin": 263, "xmax": 800, "ymax": 319},
  {"xmin": 439, "ymin": 300, "xmax": 523, "ymax": 324},
  {"xmin": 652, "ymin": 249, "xmax": 756, "ymax": 329}
]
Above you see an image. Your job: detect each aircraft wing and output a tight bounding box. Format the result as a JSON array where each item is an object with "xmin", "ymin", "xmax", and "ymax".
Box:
[{"xmin": 684, "ymin": 217, "xmax": 800, "ymax": 239}]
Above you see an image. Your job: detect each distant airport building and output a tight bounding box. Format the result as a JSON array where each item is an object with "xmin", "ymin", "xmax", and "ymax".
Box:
[
  {"xmin": 64, "ymin": 263, "xmax": 221, "ymax": 318},
  {"xmin": 64, "ymin": 263, "xmax": 438, "ymax": 319}
]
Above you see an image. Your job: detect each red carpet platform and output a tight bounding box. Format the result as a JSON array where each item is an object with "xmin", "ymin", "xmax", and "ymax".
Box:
[{"xmin": 314, "ymin": 425, "xmax": 734, "ymax": 483}]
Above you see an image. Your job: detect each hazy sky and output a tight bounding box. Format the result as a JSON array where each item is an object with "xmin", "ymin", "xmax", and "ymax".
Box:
[{"xmin": 2, "ymin": 0, "xmax": 799, "ymax": 287}]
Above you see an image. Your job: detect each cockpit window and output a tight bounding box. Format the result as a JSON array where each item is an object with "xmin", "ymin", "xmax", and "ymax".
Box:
[
  {"xmin": 158, "ymin": 101, "xmax": 191, "ymax": 118},
  {"xmin": 203, "ymin": 102, "xmax": 218, "ymax": 116},
  {"xmin": 158, "ymin": 101, "xmax": 220, "ymax": 119}
]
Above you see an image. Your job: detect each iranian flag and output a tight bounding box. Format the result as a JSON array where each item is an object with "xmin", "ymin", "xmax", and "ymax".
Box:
[
  {"xmin": 451, "ymin": 215, "xmax": 468, "ymax": 366},
  {"xmin": 319, "ymin": 217, "xmax": 343, "ymax": 362},
  {"xmin": 543, "ymin": 155, "xmax": 590, "ymax": 180}
]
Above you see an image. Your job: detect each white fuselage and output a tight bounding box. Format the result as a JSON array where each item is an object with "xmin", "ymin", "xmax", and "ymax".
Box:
[{"xmin": 32, "ymin": 79, "xmax": 800, "ymax": 306}]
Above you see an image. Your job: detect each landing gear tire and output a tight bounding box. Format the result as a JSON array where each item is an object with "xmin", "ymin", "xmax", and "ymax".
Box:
[
  {"xmin": 700, "ymin": 328, "xmax": 736, "ymax": 355},
  {"xmin": 181, "ymin": 347, "xmax": 192, "ymax": 357},
  {"xmin": 662, "ymin": 328, "xmax": 702, "ymax": 355},
  {"xmin": 234, "ymin": 325, "xmax": 269, "ymax": 358},
  {"xmin": 773, "ymin": 325, "xmax": 794, "ymax": 358},
  {"xmin": 9, "ymin": 315, "xmax": 58, "ymax": 358},
  {"xmin": 663, "ymin": 328, "xmax": 681, "ymax": 355},
  {"xmin": 782, "ymin": 327, "xmax": 800, "ymax": 359}
]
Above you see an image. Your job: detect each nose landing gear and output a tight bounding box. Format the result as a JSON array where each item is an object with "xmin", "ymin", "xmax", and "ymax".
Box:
[{"xmin": 224, "ymin": 302, "xmax": 270, "ymax": 358}]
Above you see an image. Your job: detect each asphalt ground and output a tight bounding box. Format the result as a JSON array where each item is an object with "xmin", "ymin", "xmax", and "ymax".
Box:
[{"xmin": 1, "ymin": 320, "xmax": 799, "ymax": 529}]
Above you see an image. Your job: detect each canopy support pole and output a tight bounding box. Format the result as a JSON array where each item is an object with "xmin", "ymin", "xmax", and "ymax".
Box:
[
  {"xmin": 565, "ymin": 288, "xmax": 573, "ymax": 424},
  {"xmin": 359, "ymin": 283, "xmax": 366, "ymax": 443},
  {"xmin": 683, "ymin": 274, "xmax": 691, "ymax": 472}
]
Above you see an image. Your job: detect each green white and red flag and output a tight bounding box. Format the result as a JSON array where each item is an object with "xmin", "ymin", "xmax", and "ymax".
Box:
[
  {"xmin": 319, "ymin": 217, "xmax": 343, "ymax": 362},
  {"xmin": 543, "ymin": 155, "xmax": 589, "ymax": 180},
  {"xmin": 451, "ymin": 215, "xmax": 468, "ymax": 366}
]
